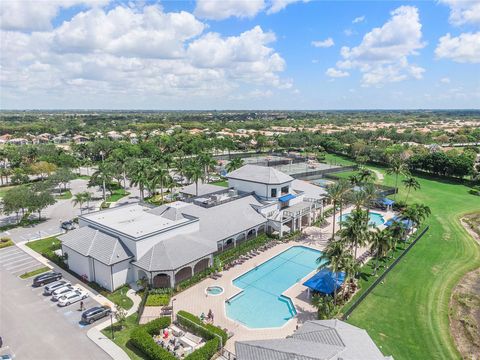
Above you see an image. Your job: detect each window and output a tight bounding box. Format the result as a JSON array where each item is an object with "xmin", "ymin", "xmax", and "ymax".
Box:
[
  {"xmin": 281, "ymin": 186, "xmax": 289, "ymax": 194},
  {"xmin": 271, "ymin": 188, "xmax": 277, "ymax": 197}
]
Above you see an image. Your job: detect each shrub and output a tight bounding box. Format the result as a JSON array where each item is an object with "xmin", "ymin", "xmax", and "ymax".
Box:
[
  {"xmin": 177, "ymin": 310, "xmax": 227, "ymax": 346},
  {"xmin": 130, "ymin": 317, "xmax": 174, "ymax": 360},
  {"xmin": 146, "ymin": 294, "xmax": 171, "ymax": 306},
  {"xmin": 184, "ymin": 338, "xmax": 219, "ymax": 360},
  {"xmin": 0, "ymin": 237, "xmax": 13, "ymax": 249},
  {"xmin": 469, "ymin": 189, "xmax": 480, "ymax": 196},
  {"xmin": 130, "ymin": 328, "xmax": 176, "ymax": 360}
]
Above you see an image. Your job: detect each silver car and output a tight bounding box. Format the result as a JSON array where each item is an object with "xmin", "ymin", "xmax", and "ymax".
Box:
[
  {"xmin": 43, "ymin": 280, "xmax": 70, "ymax": 295},
  {"xmin": 51, "ymin": 286, "xmax": 76, "ymax": 301}
]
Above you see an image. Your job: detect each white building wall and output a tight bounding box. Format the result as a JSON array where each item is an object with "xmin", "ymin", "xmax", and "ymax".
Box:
[
  {"xmin": 112, "ymin": 260, "xmax": 132, "ymax": 290},
  {"xmin": 92, "ymin": 260, "xmax": 113, "ymax": 291},
  {"xmin": 228, "ymin": 179, "xmax": 268, "ymax": 197},
  {"xmin": 63, "ymin": 247, "xmax": 91, "ymax": 281}
]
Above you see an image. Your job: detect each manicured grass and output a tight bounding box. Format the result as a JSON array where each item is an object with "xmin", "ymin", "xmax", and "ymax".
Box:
[
  {"xmin": 341, "ymin": 159, "xmax": 480, "ymax": 359},
  {"xmin": 76, "ymin": 175, "xmax": 91, "ymax": 180},
  {"xmin": 26, "ymin": 236, "xmax": 61, "ymax": 259},
  {"xmin": 56, "ymin": 190, "xmax": 72, "ymax": 199},
  {"xmin": 209, "ymin": 179, "xmax": 228, "ymax": 187},
  {"xmin": 145, "ymin": 293, "xmax": 170, "ymax": 306},
  {"xmin": 324, "ymin": 153, "xmax": 356, "ymax": 166},
  {"xmin": 20, "ymin": 266, "xmax": 50, "ymax": 279},
  {"xmin": 106, "ymin": 189, "xmax": 130, "ymax": 203},
  {"xmin": 102, "ymin": 285, "xmax": 134, "ymax": 311},
  {"xmin": 102, "ymin": 313, "xmax": 146, "ymax": 360}
]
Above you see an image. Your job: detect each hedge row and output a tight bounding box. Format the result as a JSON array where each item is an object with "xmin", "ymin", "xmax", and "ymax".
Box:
[
  {"xmin": 215, "ymin": 234, "xmax": 271, "ymax": 265},
  {"xmin": 184, "ymin": 338, "xmax": 219, "ymax": 360},
  {"xmin": 177, "ymin": 310, "xmax": 228, "ymax": 346},
  {"xmin": 130, "ymin": 317, "xmax": 175, "ymax": 360}
]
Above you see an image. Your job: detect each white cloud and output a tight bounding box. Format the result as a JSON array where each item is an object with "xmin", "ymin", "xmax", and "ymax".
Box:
[
  {"xmin": 352, "ymin": 15, "xmax": 365, "ymax": 24},
  {"xmin": 311, "ymin": 37, "xmax": 334, "ymax": 48},
  {"xmin": 325, "ymin": 68, "xmax": 349, "ymax": 78},
  {"xmin": 194, "ymin": 0, "xmax": 265, "ymax": 20},
  {"xmin": 266, "ymin": 0, "xmax": 310, "ymax": 14},
  {"xmin": 0, "ymin": 4, "xmax": 291, "ymax": 106},
  {"xmin": 333, "ymin": 6, "xmax": 425, "ymax": 86},
  {"xmin": 343, "ymin": 29, "xmax": 355, "ymax": 36},
  {"xmin": 435, "ymin": 32, "xmax": 480, "ymax": 63},
  {"xmin": 439, "ymin": 0, "xmax": 480, "ymax": 26},
  {"xmin": 0, "ymin": 0, "xmax": 110, "ymax": 31},
  {"xmin": 440, "ymin": 77, "xmax": 451, "ymax": 83}
]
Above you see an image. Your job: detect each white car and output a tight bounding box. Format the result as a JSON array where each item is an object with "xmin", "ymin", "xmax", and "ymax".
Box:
[
  {"xmin": 44, "ymin": 280, "xmax": 71, "ymax": 296},
  {"xmin": 57, "ymin": 289, "xmax": 89, "ymax": 307},
  {"xmin": 51, "ymin": 285, "xmax": 76, "ymax": 301}
]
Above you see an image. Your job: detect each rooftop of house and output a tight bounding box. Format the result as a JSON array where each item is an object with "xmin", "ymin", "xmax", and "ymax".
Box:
[
  {"xmin": 79, "ymin": 203, "xmax": 194, "ymax": 239},
  {"xmin": 236, "ymin": 320, "xmax": 392, "ymax": 360},
  {"xmin": 179, "ymin": 183, "xmax": 226, "ymax": 197},
  {"xmin": 227, "ymin": 164, "xmax": 294, "ymax": 185}
]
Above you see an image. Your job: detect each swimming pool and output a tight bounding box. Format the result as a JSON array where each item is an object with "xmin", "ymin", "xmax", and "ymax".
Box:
[
  {"xmin": 226, "ymin": 246, "xmax": 321, "ymax": 328},
  {"xmin": 339, "ymin": 211, "xmax": 385, "ymax": 226}
]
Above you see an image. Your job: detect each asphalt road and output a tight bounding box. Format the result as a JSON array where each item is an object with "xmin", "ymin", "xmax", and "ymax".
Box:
[{"xmin": 0, "ymin": 246, "xmax": 111, "ymax": 360}]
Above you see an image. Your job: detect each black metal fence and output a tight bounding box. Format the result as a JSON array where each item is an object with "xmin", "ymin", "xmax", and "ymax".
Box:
[
  {"xmin": 291, "ymin": 165, "xmax": 359, "ymax": 180},
  {"xmin": 341, "ymin": 225, "xmax": 430, "ymax": 320}
]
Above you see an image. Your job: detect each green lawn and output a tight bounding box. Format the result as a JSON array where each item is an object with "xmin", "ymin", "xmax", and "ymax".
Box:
[
  {"xmin": 56, "ymin": 190, "xmax": 72, "ymax": 199},
  {"xmin": 209, "ymin": 179, "xmax": 228, "ymax": 187},
  {"xmin": 324, "ymin": 153, "xmax": 356, "ymax": 166},
  {"xmin": 26, "ymin": 236, "xmax": 61, "ymax": 258},
  {"xmin": 102, "ymin": 313, "xmax": 146, "ymax": 360},
  {"xmin": 106, "ymin": 189, "xmax": 130, "ymax": 203},
  {"xmin": 20, "ymin": 266, "xmax": 50, "ymax": 279},
  {"xmin": 337, "ymin": 156, "xmax": 480, "ymax": 359},
  {"xmin": 102, "ymin": 285, "xmax": 134, "ymax": 310}
]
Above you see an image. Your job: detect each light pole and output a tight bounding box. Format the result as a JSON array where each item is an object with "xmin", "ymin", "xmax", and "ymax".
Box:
[
  {"xmin": 100, "ymin": 151, "xmax": 106, "ymax": 202},
  {"xmin": 171, "ymin": 298, "xmax": 176, "ymax": 322},
  {"xmin": 109, "ymin": 312, "xmax": 115, "ymax": 340}
]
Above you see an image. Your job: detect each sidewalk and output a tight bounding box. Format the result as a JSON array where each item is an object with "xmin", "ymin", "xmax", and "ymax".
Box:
[{"xmin": 87, "ymin": 289, "xmax": 142, "ymax": 360}]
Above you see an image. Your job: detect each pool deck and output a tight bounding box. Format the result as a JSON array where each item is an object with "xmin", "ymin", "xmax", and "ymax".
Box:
[{"xmin": 172, "ymin": 206, "xmax": 396, "ymax": 352}]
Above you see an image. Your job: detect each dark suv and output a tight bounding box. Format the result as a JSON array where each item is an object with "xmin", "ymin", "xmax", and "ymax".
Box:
[
  {"xmin": 32, "ymin": 272, "xmax": 62, "ymax": 287},
  {"xmin": 81, "ymin": 306, "xmax": 112, "ymax": 324}
]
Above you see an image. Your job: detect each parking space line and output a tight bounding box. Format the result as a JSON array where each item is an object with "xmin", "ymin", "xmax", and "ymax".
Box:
[
  {"xmin": 2, "ymin": 256, "xmax": 31, "ymax": 266},
  {"xmin": 0, "ymin": 247, "xmax": 20, "ymax": 255},
  {"xmin": 11, "ymin": 264, "xmax": 42, "ymax": 275},
  {"xmin": 6, "ymin": 260, "xmax": 39, "ymax": 271},
  {"xmin": 0, "ymin": 253, "xmax": 27, "ymax": 263}
]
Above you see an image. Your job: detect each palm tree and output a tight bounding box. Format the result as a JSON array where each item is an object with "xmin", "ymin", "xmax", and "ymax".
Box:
[
  {"xmin": 386, "ymin": 158, "xmax": 410, "ymax": 201},
  {"xmin": 198, "ymin": 153, "xmax": 217, "ymax": 183},
  {"xmin": 400, "ymin": 203, "xmax": 431, "ymax": 233},
  {"xmin": 90, "ymin": 162, "xmax": 113, "ymax": 201},
  {"xmin": 317, "ymin": 240, "xmax": 349, "ymax": 305},
  {"xmin": 185, "ymin": 161, "xmax": 204, "ymax": 196},
  {"xmin": 402, "ymin": 176, "xmax": 421, "ymax": 203},
  {"xmin": 83, "ymin": 191, "xmax": 92, "ymax": 213},
  {"xmin": 72, "ymin": 192, "xmax": 86, "ymax": 214},
  {"xmin": 311, "ymin": 294, "xmax": 336, "ymax": 320},
  {"xmin": 128, "ymin": 159, "xmax": 152, "ymax": 201},
  {"xmin": 337, "ymin": 179, "xmax": 351, "ymax": 230},
  {"xmin": 369, "ymin": 228, "xmax": 392, "ymax": 275},
  {"xmin": 226, "ymin": 157, "xmax": 244, "ymax": 173},
  {"xmin": 362, "ymin": 182, "xmax": 378, "ymax": 215},
  {"xmin": 357, "ymin": 168, "xmax": 375, "ymax": 183},
  {"xmin": 388, "ymin": 219, "xmax": 408, "ymax": 247},
  {"xmin": 338, "ymin": 208, "xmax": 369, "ymax": 259},
  {"xmin": 148, "ymin": 163, "xmax": 171, "ymax": 202},
  {"xmin": 326, "ymin": 183, "xmax": 343, "ymax": 241}
]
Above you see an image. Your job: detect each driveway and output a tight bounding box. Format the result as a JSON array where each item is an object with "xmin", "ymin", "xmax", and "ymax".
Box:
[{"xmin": 0, "ymin": 246, "xmax": 111, "ymax": 359}]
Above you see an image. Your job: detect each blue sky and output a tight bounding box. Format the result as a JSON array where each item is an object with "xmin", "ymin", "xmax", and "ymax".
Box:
[{"xmin": 1, "ymin": 0, "xmax": 479, "ymax": 109}]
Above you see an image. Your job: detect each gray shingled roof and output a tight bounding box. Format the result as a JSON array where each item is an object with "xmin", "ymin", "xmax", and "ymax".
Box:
[
  {"xmin": 180, "ymin": 183, "xmax": 226, "ymax": 196},
  {"xmin": 59, "ymin": 226, "xmax": 133, "ymax": 265},
  {"xmin": 227, "ymin": 165, "xmax": 293, "ymax": 184},
  {"xmin": 133, "ymin": 236, "xmax": 216, "ymax": 271},
  {"xmin": 235, "ymin": 320, "xmax": 391, "ymax": 360}
]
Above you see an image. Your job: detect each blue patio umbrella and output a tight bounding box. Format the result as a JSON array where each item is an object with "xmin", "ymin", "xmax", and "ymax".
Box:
[{"xmin": 303, "ymin": 269, "xmax": 346, "ymax": 295}]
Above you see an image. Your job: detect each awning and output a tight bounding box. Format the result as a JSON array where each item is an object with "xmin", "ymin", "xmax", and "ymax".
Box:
[
  {"xmin": 279, "ymin": 194, "xmax": 296, "ymax": 202},
  {"xmin": 385, "ymin": 216, "xmax": 413, "ymax": 229},
  {"xmin": 379, "ymin": 197, "xmax": 395, "ymax": 206},
  {"xmin": 303, "ymin": 269, "xmax": 345, "ymax": 295}
]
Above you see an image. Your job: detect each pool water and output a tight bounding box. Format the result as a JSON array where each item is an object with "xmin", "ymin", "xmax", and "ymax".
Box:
[
  {"xmin": 226, "ymin": 246, "xmax": 321, "ymax": 328},
  {"xmin": 339, "ymin": 212, "xmax": 385, "ymax": 226},
  {"xmin": 206, "ymin": 286, "xmax": 223, "ymax": 295}
]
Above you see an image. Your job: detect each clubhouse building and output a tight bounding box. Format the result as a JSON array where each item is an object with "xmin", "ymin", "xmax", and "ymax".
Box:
[{"xmin": 59, "ymin": 165, "xmax": 326, "ymax": 291}]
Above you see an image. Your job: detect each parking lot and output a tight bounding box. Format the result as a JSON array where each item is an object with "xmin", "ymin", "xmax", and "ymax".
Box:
[{"xmin": 0, "ymin": 246, "xmax": 111, "ymax": 359}]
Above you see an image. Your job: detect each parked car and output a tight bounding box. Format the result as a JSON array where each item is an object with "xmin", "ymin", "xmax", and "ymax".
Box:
[
  {"xmin": 81, "ymin": 306, "xmax": 112, "ymax": 324},
  {"xmin": 57, "ymin": 289, "xmax": 89, "ymax": 307},
  {"xmin": 43, "ymin": 280, "xmax": 70, "ymax": 295},
  {"xmin": 32, "ymin": 272, "xmax": 62, "ymax": 287},
  {"xmin": 51, "ymin": 286, "xmax": 77, "ymax": 301},
  {"xmin": 61, "ymin": 220, "xmax": 76, "ymax": 231},
  {"xmin": 0, "ymin": 355, "xmax": 13, "ymax": 360}
]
